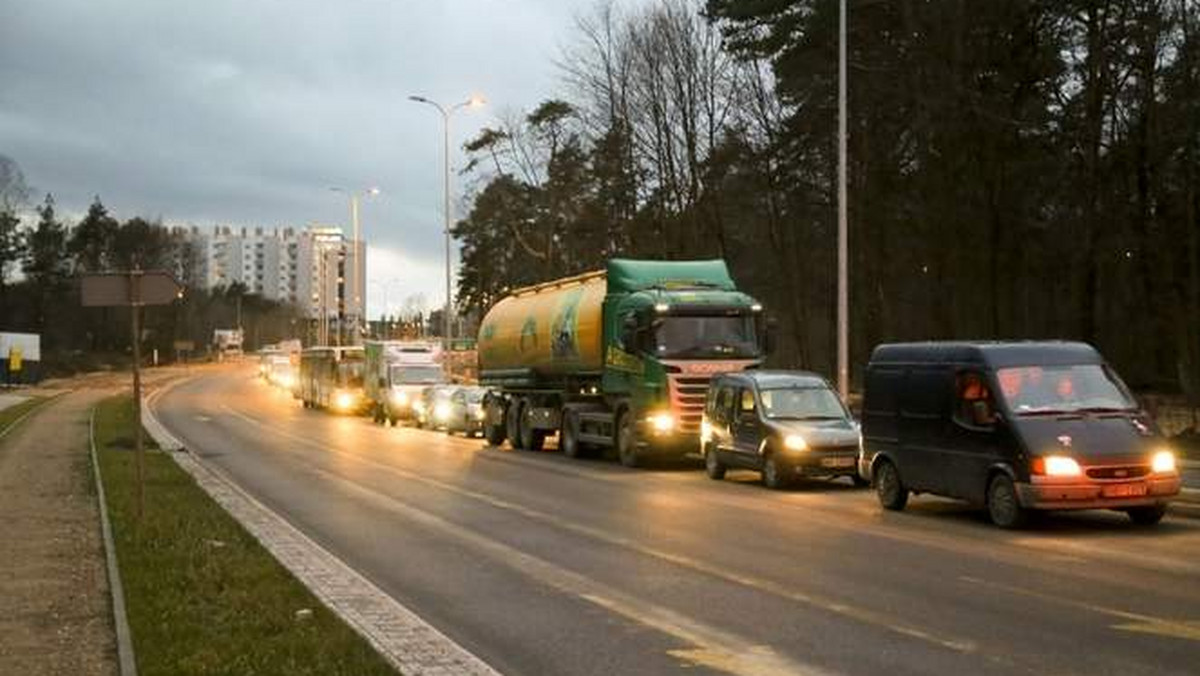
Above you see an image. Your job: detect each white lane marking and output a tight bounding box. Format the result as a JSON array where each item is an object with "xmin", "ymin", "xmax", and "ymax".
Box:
[
  {"xmin": 145, "ymin": 384, "xmax": 500, "ymax": 676},
  {"xmin": 220, "ymin": 403, "xmax": 981, "ymax": 658}
]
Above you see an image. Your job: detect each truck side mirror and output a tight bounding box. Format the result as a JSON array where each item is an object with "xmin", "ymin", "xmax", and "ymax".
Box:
[{"xmin": 620, "ymin": 315, "xmax": 639, "ymax": 353}]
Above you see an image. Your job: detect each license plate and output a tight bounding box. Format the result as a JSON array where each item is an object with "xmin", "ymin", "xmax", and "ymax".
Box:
[
  {"xmin": 821, "ymin": 457, "xmax": 855, "ymax": 468},
  {"xmin": 1102, "ymin": 483, "xmax": 1147, "ymax": 498}
]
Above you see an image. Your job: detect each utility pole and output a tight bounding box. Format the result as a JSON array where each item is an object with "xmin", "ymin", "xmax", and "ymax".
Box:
[
  {"xmin": 130, "ymin": 271, "xmax": 145, "ymax": 520},
  {"xmin": 837, "ymin": 0, "xmax": 850, "ymax": 401}
]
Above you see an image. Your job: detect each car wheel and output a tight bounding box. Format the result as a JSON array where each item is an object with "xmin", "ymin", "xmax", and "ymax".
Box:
[
  {"xmin": 987, "ymin": 474, "xmax": 1029, "ymax": 529},
  {"xmin": 875, "ymin": 460, "xmax": 908, "ymax": 511},
  {"xmin": 561, "ymin": 408, "xmax": 584, "ymax": 459},
  {"xmin": 1126, "ymin": 505, "xmax": 1167, "ymax": 526},
  {"xmin": 704, "ymin": 443, "xmax": 726, "ymax": 480},
  {"xmin": 616, "ymin": 411, "xmax": 641, "ymax": 468},
  {"xmin": 762, "ymin": 451, "xmax": 789, "ymax": 490}
]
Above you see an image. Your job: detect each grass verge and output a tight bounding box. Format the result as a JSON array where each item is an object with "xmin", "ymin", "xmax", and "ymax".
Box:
[
  {"xmin": 0, "ymin": 395, "xmax": 46, "ymax": 435},
  {"xmin": 93, "ymin": 395, "xmax": 398, "ymax": 675}
]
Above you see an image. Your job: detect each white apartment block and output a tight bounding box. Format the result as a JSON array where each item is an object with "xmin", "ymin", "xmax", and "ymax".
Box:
[{"xmin": 179, "ymin": 225, "xmax": 365, "ymax": 322}]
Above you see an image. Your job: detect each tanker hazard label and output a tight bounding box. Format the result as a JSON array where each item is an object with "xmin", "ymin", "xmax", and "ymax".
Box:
[{"xmin": 551, "ymin": 287, "xmax": 584, "ymax": 360}]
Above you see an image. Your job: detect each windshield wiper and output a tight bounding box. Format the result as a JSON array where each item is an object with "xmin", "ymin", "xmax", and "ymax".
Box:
[{"xmin": 1016, "ymin": 408, "xmax": 1080, "ymax": 417}]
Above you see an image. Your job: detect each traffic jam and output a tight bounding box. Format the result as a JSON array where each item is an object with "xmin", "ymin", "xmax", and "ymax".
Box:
[{"xmin": 258, "ymin": 258, "xmax": 1183, "ymax": 529}]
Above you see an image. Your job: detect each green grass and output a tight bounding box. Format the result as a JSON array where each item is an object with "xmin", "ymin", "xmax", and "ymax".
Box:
[
  {"xmin": 0, "ymin": 395, "xmax": 46, "ymax": 435},
  {"xmin": 93, "ymin": 396, "xmax": 398, "ymax": 676}
]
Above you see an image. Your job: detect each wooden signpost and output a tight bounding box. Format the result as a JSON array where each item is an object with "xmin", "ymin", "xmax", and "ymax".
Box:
[{"xmin": 82, "ymin": 270, "xmax": 184, "ymax": 519}]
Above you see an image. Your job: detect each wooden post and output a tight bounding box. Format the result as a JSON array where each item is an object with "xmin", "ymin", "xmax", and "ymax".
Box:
[{"xmin": 131, "ymin": 270, "xmax": 145, "ymax": 521}]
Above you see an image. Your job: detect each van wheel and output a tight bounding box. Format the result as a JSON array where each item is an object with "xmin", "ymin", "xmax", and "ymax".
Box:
[
  {"xmin": 987, "ymin": 474, "xmax": 1029, "ymax": 529},
  {"xmin": 704, "ymin": 443, "xmax": 725, "ymax": 480},
  {"xmin": 762, "ymin": 452, "xmax": 790, "ymax": 490},
  {"xmin": 616, "ymin": 412, "xmax": 641, "ymax": 468},
  {"xmin": 561, "ymin": 409, "xmax": 585, "ymax": 459},
  {"xmin": 1126, "ymin": 505, "xmax": 1167, "ymax": 526},
  {"xmin": 875, "ymin": 460, "xmax": 908, "ymax": 511}
]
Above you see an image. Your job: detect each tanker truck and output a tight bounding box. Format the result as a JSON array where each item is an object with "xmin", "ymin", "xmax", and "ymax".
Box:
[{"xmin": 478, "ymin": 259, "xmax": 766, "ymax": 467}]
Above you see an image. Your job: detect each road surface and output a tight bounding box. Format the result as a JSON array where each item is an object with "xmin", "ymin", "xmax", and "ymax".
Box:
[{"xmin": 153, "ymin": 367, "xmax": 1200, "ymax": 676}]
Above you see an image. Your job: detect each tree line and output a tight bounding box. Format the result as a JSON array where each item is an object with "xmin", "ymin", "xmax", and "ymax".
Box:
[
  {"xmin": 452, "ymin": 0, "xmax": 1200, "ymax": 403},
  {"xmin": 0, "ymin": 156, "xmax": 304, "ymax": 374}
]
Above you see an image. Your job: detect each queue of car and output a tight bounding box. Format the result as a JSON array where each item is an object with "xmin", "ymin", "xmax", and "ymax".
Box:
[{"xmin": 263, "ymin": 339, "xmax": 1182, "ymax": 529}]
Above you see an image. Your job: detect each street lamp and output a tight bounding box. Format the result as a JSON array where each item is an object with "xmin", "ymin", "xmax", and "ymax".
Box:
[
  {"xmin": 330, "ymin": 186, "xmax": 380, "ymax": 345},
  {"xmin": 836, "ymin": 0, "xmax": 849, "ymax": 401},
  {"xmin": 408, "ymin": 93, "xmax": 486, "ymax": 349}
]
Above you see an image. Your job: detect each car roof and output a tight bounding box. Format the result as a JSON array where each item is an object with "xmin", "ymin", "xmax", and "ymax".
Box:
[
  {"xmin": 869, "ymin": 341, "xmax": 1102, "ymax": 369},
  {"xmin": 716, "ymin": 370, "xmax": 830, "ymax": 388}
]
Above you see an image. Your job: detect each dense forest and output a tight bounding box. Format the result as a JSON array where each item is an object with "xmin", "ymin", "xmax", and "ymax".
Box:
[
  {"xmin": 0, "ymin": 157, "xmax": 303, "ymax": 374},
  {"xmin": 451, "ymin": 0, "xmax": 1200, "ymax": 402}
]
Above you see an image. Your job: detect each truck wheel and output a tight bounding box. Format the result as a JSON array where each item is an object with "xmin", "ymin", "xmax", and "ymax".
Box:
[
  {"xmin": 703, "ymin": 443, "xmax": 726, "ymax": 480},
  {"xmin": 1126, "ymin": 505, "xmax": 1167, "ymax": 526},
  {"xmin": 561, "ymin": 409, "xmax": 585, "ymax": 458},
  {"xmin": 615, "ymin": 412, "xmax": 641, "ymax": 468},
  {"xmin": 519, "ymin": 406, "xmax": 546, "ymax": 452},
  {"xmin": 506, "ymin": 401, "xmax": 524, "ymax": 449},
  {"xmin": 875, "ymin": 459, "xmax": 908, "ymax": 511},
  {"xmin": 987, "ymin": 474, "xmax": 1029, "ymax": 529},
  {"xmin": 485, "ymin": 405, "xmax": 507, "ymax": 446}
]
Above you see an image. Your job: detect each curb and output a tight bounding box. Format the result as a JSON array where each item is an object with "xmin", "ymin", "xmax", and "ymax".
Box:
[
  {"xmin": 142, "ymin": 379, "xmax": 500, "ymax": 676},
  {"xmin": 88, "ymin": 406, "xmax": 139, "ymax": 676},
  {"xmin": 0, "ymin": 394, "xmax": 60, "ymax": 441}
]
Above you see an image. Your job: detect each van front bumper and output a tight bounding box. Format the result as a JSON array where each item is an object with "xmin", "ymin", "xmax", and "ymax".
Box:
[{"xmin": 1016, "ymin": 476, "xmax": 1181, "ymax": 510}]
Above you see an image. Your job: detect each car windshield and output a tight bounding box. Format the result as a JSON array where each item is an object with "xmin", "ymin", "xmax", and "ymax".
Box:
[
  {"xmin": 997, "ymin": 364, "xmax": 1136, "ymax": 415},
  {"xmin": 759, "ymin": 386, "xmax": 847, "ymax": 420},
  {"xmin": 654, "ymin": 315, "xmax": 758, "ymax": 359},
  {"xmin": 391, "ymin": 364, "xmax": 443, "ymax": 385},
  {"xmin": 465, "ymin": 390, "xmax": 486, "ymax": 403}
]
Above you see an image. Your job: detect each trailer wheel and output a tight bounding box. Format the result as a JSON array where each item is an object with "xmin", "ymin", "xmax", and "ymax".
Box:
[
  {"xmin": 485, "ymin": 400, "xmax": 507, "ymax": 446},
  {"xmin": 561, "ymin": 408, "xmax": 585, "ymax": 459},
  {"xmin": 506, "ymin": 400, "xmax": 524, "ymax": 449},
  {"xmin": 519, "ymin": 403, "xmax": 546, "ymax": 452},
  {"xmin": 616, "ymin": 411, "xmax": 641, "ymax": 468}
]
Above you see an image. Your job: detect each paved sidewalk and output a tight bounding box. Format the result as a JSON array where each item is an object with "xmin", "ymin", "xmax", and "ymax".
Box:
[{"xmin": 0, "ymin": 390, "xmax": 117, "ymax": 676}]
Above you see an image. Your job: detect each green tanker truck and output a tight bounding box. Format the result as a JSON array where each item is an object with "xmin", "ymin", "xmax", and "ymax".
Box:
[{"xmin": 478, "ymin": 259, "xmax": 766, "ymax": 466}]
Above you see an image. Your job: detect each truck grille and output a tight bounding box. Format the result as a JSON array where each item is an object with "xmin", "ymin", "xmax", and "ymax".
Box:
[
  {"xmin": 1085, "ymin": 465, "xmax": 1150, "ymax": 480},
  {"xmin": 668, "ymin": 375, "xmax": 711, "ymax": 433}
]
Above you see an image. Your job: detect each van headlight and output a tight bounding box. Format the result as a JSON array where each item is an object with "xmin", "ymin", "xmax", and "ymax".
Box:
[
  {"xmin": 1151, "ymin": 450, "xmax": 1176, "ymax": 474},
  {"xmin": 391, "ymin": 391, "xmax": 410, "ymax": 408},
  {"xmin": 1034, "ymin": 455, "xmax": 1082, "ymax": 477},
  {"xmin": 649, "ymin": 412, "xmax": 675, "ymax": 433},
  {"xmin": 784, "ymin": 435, "xmax": 808, "ymax": 452},
  {"xmin": 473, "ymin": 406, "xmax": 487, "ymax": 421},
  {"xmin": 700, "ymin": 417, "xmax": 712, "ymax": 443}
]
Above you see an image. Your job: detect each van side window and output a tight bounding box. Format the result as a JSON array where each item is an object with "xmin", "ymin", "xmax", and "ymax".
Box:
[
  {"xmin": 712, "ymin": 385, "xmax": 730, "ymax": 423},
  {"xmin": 955, "ymin": 372, "xmax": 997, "ymax": 428},
  {"xmin": 864, "ymin": 367, "xmax": 901, "ymax": 414}
]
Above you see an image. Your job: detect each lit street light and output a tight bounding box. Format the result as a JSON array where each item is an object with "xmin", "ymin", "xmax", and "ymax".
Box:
[
  {"xmin": 408, "ymin": 93, "xmax": 486, "ymax": 349},
  {"xmin": 330, "ymin": 186, "xmax": 380, "ymax": 345}
]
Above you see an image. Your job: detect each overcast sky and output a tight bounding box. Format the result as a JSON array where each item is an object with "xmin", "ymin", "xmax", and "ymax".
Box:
[{"xmin": 0, "ymin": 0, "xmax": 618, "ymax": 317}]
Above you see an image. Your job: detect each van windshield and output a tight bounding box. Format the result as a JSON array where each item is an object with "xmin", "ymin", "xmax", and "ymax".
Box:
[
  {"xmin": 391, "ymin": 365, "xmax": 443, "ymax": 385},
  {"xmin": 997, "ymin": 364, "xmax": 1136, "ymax": 415},
  {"xmin": 760, "ymin": 386, "xmax": 847, "ymax": 420}
]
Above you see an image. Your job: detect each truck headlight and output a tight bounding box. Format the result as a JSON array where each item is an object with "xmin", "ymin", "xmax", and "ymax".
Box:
[
  {"xmin": 1034, "ymin": 455, "xmax": 1082, "ymax": 477},
  {"xmin": 649, "ymin": 412, "xmax": 675, "ymax": 433},
  {"xmin": 434, "ymin": 402, "xmax": 452, "ymax": 421},
  {"xmin": 700, "ymin": 417, "xmax": 712, "ymax": 443},
  {"xmin": 1151, "ymin": 450, "xmax": 1176, "ymax": 474},
  {"xmin": 334, "ymin": 391, "xmax": 355, "ymax": 411},
  {"xmin": 784, "ymin": 435, "xmax": 808, "ymax": 451},
  {"xmin": 391, "ymin": 391, "xmax": 409, "ymax": 407}
]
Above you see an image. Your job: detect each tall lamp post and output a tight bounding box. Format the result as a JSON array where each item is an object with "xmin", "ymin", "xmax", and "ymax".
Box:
[
  {"xmin": 836, "ymin": 0, "xmax": 849, "ymax": 401},
  {"xmin": 330, "ymin": 186, "xmax": 380, "ymax": 345},
  {"xmin": 408, "ymin": 93, "xmax": 486, "ymax": 349}
]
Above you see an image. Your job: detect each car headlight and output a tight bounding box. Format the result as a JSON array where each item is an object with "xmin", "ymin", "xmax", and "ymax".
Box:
[
  {"xmin": 1034, "ymin": 455, "xmax": 1082, "ymax": 477},
  {"xmin": 784, "ymin": 434, "xmax": 808, "ymax": 451},
  {"xmin": 473, "ymin": 407, "xmax": 487, "ymax": 421},
  {"xmin": 334, "ymin": 391, "xmax": 355, "ymax": 411},
  {"xmin": 1151, "ymin": 450, "xmax": 1176, "ymax": 474},
  {"xmin": 434, "ymin": 402, "xmax": 452, "ymax": 420},
  {"xmin": 649, "ymin": 412, "xmax": 675, "ymax": 433}
]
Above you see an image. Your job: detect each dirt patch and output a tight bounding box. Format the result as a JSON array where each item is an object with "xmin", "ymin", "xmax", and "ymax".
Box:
[{"xmin": 0, "ymin": 391, "xmax": 118, "ymax": 676}]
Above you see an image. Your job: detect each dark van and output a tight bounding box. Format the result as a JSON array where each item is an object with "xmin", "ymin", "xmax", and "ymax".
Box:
[
  {"xmin": 860, "ymin": 341, "xmax": 1181, "ymax": 528},
  {"xmin": 702, "ymin": 371, "xmax": 865, "ymax": 489}
]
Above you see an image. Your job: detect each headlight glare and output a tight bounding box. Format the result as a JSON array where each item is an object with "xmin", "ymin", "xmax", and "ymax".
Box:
[
  {"xmin": 1151, "ymin": 450, "xmax": 1176, "ymax": 474},
  {"xmin": 1036, "ymin": 455, "xmax": 1082, "ymax": 477},
  {"xmin": 649, "ymin": 412, "xmax": 675, "ymax": 433},
  {"xmin": 784, "ymin": 435, "xmax": 808, "ymax": 451}
]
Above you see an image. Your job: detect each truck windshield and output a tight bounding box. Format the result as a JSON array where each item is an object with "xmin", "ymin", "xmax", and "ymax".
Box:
[
  {"xmin": 653, "ymin": 315, "xmax": 758, "ymax": 359},
  {"xmin": 338, "ymin": 361, "xmax": 364, "ymax": 388},
  {"xmin": 760, "ymin": 387, "xmax": 847, "ymax": 420},
  {"xmin": 997, "ymin": 364, "xmax": 1136, "ymax": 415},
  {"xmin": 391, "ymin": 365, "xmax": 443, "ymax": 385}
]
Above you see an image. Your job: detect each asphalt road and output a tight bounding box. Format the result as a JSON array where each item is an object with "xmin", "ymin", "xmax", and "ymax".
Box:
[{"xmin": 154, "ymin": 367, "xmax": 1200, "ymax": 676}]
